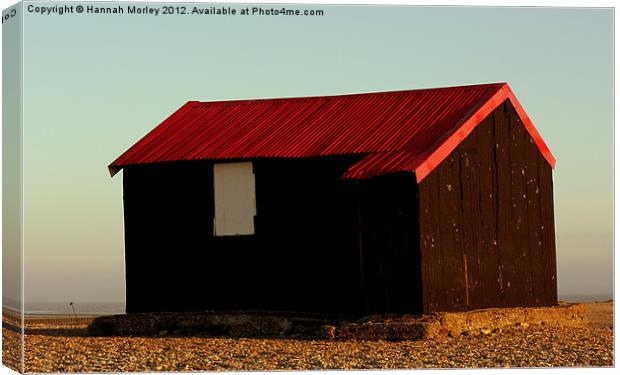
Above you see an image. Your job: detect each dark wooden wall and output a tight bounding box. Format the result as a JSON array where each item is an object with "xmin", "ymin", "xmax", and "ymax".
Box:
[
  {"xmin": 355, "ymin": 173, "xmax": 423, "ymax": 314},
  {"xmin": 417, "ymin": 100, "xmax": 557, "ymax": 312},
  {"xmin": 123, "ymin": 156, "xmax": 422, "ymax": 315},
  {"xmin": 252, "ymin": 156, "xmax": 362, "ymax": 314},
  {"xmin": 123, "ymin": 161, "xmax": 217, "ymax": 313}
]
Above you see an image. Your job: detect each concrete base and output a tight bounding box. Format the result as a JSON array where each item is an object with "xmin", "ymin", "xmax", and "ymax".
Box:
[
  {"xmin": 88, "ymin": 303, "xmax": 587, "ymax": 341},
  {"xmin": 329, "ymin": 303, "xmax": 587, "ymax": 340}
]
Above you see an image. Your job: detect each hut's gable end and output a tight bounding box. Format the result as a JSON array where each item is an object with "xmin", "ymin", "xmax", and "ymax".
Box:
[{"xmin": 417, "ymin": 100, "xmax": 557, "ymax": 312}]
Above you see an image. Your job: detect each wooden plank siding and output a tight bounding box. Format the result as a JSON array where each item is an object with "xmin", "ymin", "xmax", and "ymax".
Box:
[
  {"xmin": 356, "ymin": 173, "xmax": 423, "ymax": 314},
  {"xmin": 124, "ymin": 154, "xmax": 423, "ymax": 315},
  {"xmin": 417, "ymin": 100, "xmax": 557, "ymax": 312},
  {"xmin": 123, "ymin": 155, "xmax": 426, "ymax": 315}
]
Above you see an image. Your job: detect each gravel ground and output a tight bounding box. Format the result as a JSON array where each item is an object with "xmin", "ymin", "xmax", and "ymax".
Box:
[
  {"xmin": 3, "ymin": 302, "xmax": 614, "ymax": 372},
  {"xmin": 14, "ymin": 324, "xmax": 613, "ymax": 372}
]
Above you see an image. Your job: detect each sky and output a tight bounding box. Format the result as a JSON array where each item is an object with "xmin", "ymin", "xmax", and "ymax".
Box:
[{"xmin": 1, "ymin": 1, "xmax": 614, "ymax": 311}]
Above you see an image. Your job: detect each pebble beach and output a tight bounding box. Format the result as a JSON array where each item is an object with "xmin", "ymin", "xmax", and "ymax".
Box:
[{"xmin": 2, "ymin": 301, "xmax": 613, "ymax": 372}]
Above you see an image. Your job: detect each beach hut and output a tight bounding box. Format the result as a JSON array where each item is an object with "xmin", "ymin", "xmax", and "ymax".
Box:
[{"xmin": 109, "ymin": 82, "xmax": 557, "ymax": 315}]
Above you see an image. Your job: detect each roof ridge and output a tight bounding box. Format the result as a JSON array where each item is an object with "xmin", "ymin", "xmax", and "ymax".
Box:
[{"xmin": 187, "ymin": 82, "xmax": 507, "ymax": 107}]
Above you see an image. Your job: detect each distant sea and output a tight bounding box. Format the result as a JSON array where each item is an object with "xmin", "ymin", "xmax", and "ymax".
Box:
[
  {"xmin": 558, "ymin": 294, "xmax": 613, "ymax": 303},
  {"xmin": 4, "ymin": 302, "xmax": 125, "ymax": 316},
  {"xmin": 1, "ymin": 295, "xmax": 612, "ymax": 317}
]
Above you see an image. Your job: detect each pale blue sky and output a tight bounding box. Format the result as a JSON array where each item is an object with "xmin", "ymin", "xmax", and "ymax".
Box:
[{"xmin": 3, "ymin": 2, "xmax": 614, "ymax": 309}]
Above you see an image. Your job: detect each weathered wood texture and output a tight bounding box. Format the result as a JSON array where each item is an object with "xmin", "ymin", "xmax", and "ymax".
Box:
[{"xmin": 417, "ymin": 100, "xmax": 557, "ymax": 312}]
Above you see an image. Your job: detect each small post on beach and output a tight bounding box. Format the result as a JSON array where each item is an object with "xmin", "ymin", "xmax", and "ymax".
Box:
[{"xmin": 69, "ymin": 302, "xmax": 78, "ymax": 324}]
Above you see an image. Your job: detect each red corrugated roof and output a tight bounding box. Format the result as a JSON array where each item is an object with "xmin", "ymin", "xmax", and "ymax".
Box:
[{"xmin": 109, "ymin": 83, "xmax": 555, "ymax": 182}]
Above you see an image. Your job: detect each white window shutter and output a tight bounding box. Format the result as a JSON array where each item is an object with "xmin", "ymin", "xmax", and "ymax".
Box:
[{"xmin": 213, "ymin": 162, "xmax": 256, "ymax": 236}]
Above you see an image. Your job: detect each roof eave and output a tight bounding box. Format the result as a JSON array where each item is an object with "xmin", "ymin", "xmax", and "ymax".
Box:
[{"xmin": 108, "ymin": 166, "xmax": 121, "ymax": 177}]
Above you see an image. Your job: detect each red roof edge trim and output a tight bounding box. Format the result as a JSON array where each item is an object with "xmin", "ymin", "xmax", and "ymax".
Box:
[
  {"xmin": 108, "ymin": 101, "xmax": 199, "ymax": 177},
  {"xmin": 505, "ymin": 86, "xmax": 556, "ymax": 168},
  {"xmin": 413, "ymin": 85, "xmax": 510, "ymax": 183},
  {"xmin": 414, "ymin": 84, "xmax": 556, "ymax": 183}
]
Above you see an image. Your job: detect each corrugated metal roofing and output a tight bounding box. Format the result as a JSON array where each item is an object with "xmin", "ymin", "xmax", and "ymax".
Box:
[{"xmin": 109, "ymin": 82, "xmax": 555, "ymax": 182}]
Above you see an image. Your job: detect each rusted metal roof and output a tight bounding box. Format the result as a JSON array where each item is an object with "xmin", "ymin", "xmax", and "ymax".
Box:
[{"xmin": 109, "ymin": 82, "xmax": 555, "ymax": 182}]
